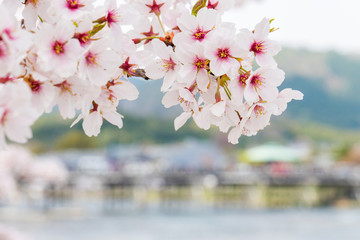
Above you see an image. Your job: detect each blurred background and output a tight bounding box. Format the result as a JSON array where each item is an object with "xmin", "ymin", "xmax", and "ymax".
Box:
[{"xmin": 2, "ymin": 0, "xmax": 360, "ymax": 239}]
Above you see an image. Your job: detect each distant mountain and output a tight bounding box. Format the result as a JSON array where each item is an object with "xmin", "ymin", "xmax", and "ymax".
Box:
[
  {"xmin": 277, "ymin": 49, "xmax": 360, "ymax": 128},
  {"xmin": 277, "ymin": 48, "xmax": 360, "ymax": 102}
]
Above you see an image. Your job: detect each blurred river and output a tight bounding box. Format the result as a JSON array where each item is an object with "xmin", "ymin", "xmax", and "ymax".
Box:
[{"xmin": 2, "ymin": 207, "xmax": 360, "ymax": 240}]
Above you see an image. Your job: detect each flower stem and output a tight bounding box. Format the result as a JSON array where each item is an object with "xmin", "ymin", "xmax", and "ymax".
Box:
[{"xmin": 156, "ymin": 15, "xmax": 166, "ymax": 36}]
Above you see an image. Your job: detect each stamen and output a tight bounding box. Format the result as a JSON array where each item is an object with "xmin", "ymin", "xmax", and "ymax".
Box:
[
  {"xmin": 66, "ymin": 0, "xmax": 84, "ymax": 10},
  {"xmin": 239, "ymin": 72, "xmax": 250, "ymax": 87},
  {"xmin": 193, "ymin": 57, "xmax": 206, "ymax": 70},
  {"xmin": 250, "ymin": 75, "xmax": 262, "ymax": 88},
  {"xmin": 251, "ymin": 41, "xmax": 265, "ymax": 54},
  {"xmin": 162, "ymin": 58, "xmax": 176, "ymax": 71},
  {"xmin": 85, "ymin": 52, "xmax": 97, "ymax": 66},
  {"xmin": 52, "ymin": 40, "xmax": 65, "ymax": 55},
  {"xmin": 217, "ymin": 48, "xmax": 230, "ymax": 59}
]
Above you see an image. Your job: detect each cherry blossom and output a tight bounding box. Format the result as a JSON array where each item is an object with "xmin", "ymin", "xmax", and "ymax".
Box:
[
  {"xmin": 48, "ymin": 0, "xmax": 96, "ymax": 22},
  {"xmin": 79, "ymin": 39, "xmax": 120, "ymax": 86},
  {"xmin": 35, "ymin": 21, "xmax": 83, "ymax": 77},
  {"xmin": 240, "ymin": 17, "xmax": 281, "ymax": 67},
  {"xmin": 175, "ymin": 43, "xmax": 210, "ymax": 92},
  {"xmin": 0, "ymin": 0, "xmax": 302, "ymax": 147},
  {"xmin": 173, "ymin": 7, "xmax": 219, "ymax": 47},
  {"xmin": 144, "ymin": 39, "xmax": 180, "ymax": 92},
  {"xmin": 244, "ymin": 67, "xmax": 285, "ymax": 104},
  {"xmin": 0, "ymin": 82, "xmax": 37, "ymax": 148},
  {"xmin": 204, "ymin": 30, "xmax": 247, "ymax": 78},
  {"xmin": 206, "ymin": 0, "xmax": 235, "ymax": 12}
]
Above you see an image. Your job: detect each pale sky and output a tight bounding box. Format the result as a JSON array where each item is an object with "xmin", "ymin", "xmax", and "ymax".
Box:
[{"xmin": 225, "ymin": 0, "xmax": 360, "ymax": 54}]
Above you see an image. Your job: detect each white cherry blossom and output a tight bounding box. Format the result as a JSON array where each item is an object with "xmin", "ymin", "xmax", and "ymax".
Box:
[
  {"xmin": 145, "ymin": 39, "xmax": 180, "ymax": 91},
  {"xmin": 0, "ymin": 0, "xmax": 302, "ymax": 146},
  {"xmin": 239, "ymin": 17, "xmax": 281, "ymax": 67},
  {"xmin": 35, "ymin": 21, "xmax": 83, "ymax": 78},
  {"xmin": 173, "ymin": 8, "xmax": 219, "ymax": 47}
]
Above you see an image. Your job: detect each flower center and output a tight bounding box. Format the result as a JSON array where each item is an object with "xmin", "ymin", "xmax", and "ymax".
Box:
[
  {"xmin": 162, "ymin": 58, "xmax": 176, "ymax": 71},
  {"xmin": 250, "ymin": 75, "xmax": 262, "ymax": 88},
  {"xmin": 120, "ymin": 57, "xmax": 137, "ymax": 76},
  {"xmin": 193, "ymin": 57, "xmax": 206, "ymax": 70},
  {"xmin": 85, "ymin": 52, "xmax": 97, "ymax": 66},
  {"xmin": 217, "ymin": 48, "xmax": 230, "ymax": 60},
  {"xmin": 254, "ymin": 105, "xmax": 265, "ymax": 116},
  {"xmin": 74, "ymin": 32, "xmax": 90, "ymax": 46},
  {"xmin": 52, "ymin": 40, "xmax": 66, "ymax": 55},
  {"xmin": 251, "ymin": 41, "xmax": 265, "ymax": 54},
  {"xmin": 24, "ymin": 74, "xmax": 42, "ymax": 93},
  {"xmin": 54, "ymin": 81, "xmax": 72, "ymax": 93},
  {"xmin": 239, "ymin": 72, "xmax": 250, "ymax": 87},
  {"xmin": 107, "ymin": 9, "xmax": 120, "ymax": 25},
  {"xmin": 25, "ymin": 0, "xmax": 38, "ymax": 6},
  {"xmin": 192, "ymin": 28, "xmax": 208, "ymax": 41},
  {"xmin": 66, "ymin": 0, "xmax": 84, "ymax": 10}
]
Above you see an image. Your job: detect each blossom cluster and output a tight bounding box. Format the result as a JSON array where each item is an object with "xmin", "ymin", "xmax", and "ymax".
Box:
[
  {"xmin": 0, "ymin": 145, "xmax": 68, "ymax": 203},
  {"xmin": 0, "ymin": 0, "xmax": 302, "ymax": 148}
]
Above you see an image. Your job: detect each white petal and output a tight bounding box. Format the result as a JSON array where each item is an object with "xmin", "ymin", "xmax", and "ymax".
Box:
[
  {"xmin": 254, "ymin": 18, "xmax": 270, "ymax": 41},
  {"xmin": 144, "ymin": 61, "xmax": 165, "ymax": 80},
  {"xmin": 196, "ymin": 70, "xmax": 209, "ymax": 92},
  {"xmin": 228, "ymin": 125, "xmax": 242, "ymax": 144},
  {"xmin": 197, "ymin": 8, "xmax": 218, "ymax": 30},
  {"xmin": 256, "ymin": 53, "xmax": 277, "ymax": 67},
  {"xmin": 112, "ymin": 81, "xmax": 139, "ymax": 101},
  {"xmin": 244, "ymin": 85, "xmax": 259, "ymax": 105},
  {"xmin": 70, "ymin": 114, "xmax": 83, "ymax": 128},
  {"xmin": 258, "ymin": 84, "xmax": 279, "ymax": 102},
  {"xmin": 174, "ymin": 112, "xmax": 192, "ymax": 131},
  {"xmin": 82, "ymin": 112, "xmax": 103, "ymax": 137},
  {"xmin": 103, "ymin": 111, "xmax": 123, "ymax": 129},
  {"xmin": 179, "ymin": 88, "xmax": 196, "ymax": 102},
  {"xmin": 161, "ymin": 71, "xmax": 177, "ymax": 92},
  {"xmin": 151, "ymin": 39, "xmax": 171, "ymax": 60},
  {"xmin": 210, "ymin": 101, "xmax": 226, "ymax": 117},
  {"xmin": 280, "ymin": 89, "xmax": 304, "ymax": 101},
  {"xmin": 162, "ymin": 90, "xmax": 180, "ymax": 108},
  {"xmin": 261, "ymin": 68, "xmax": 285, "ymax": 87}
]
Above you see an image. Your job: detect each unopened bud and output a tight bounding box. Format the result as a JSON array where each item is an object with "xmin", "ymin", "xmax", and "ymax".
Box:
[
  {"xmin": 132, "ymin": 38, "xmax": 142, "ymax": 44},
  {"xmin": 215, "ymin": 90, "xmax": 221, "ymax": 103}
]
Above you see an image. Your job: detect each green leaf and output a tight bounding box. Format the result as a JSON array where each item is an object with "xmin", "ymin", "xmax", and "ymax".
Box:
[
  {"xmin": 89, "ymin": 23, "xmax": 106, "ymax": 37},
  {"xmin": 191, "ymin": 0, "xmax": 207, "ymax": 16}
]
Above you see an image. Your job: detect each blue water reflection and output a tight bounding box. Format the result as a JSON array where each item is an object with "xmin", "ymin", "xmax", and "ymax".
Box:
[{"xmin": 4, "ymin": 208, "xmax": 360, "ymax": 240}]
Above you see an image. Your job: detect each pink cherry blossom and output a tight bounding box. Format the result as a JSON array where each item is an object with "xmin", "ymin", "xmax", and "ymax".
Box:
[
  {"xmin": 0, "ymin": 0, "xmax": 302, "ymax": 146},
  {"xmin": 206, "ymin": 0, "xmax": 235, "ymax": 12},
  {"xmin": 0, "ymin": 82, "xmax": 37, "ymax": 148},
  {"xmin": 239, "ymin": 17, "xmax": 281, "ymax": 67},
  {"xmin": 35, "ymin": 21, "xmax": 83, "ymax": 77},
  {"xmin": 175, "ymin": 43, "xmax": 210, "ymax": 92},
  {"xmin": 22, "ymin": 0, "xmax": 51, "ymax": 30},
  {"xmin": 145, "ymin": 39, "xmax": 180, "ymax": 92},
  {"xmin": 244, "ymin": 67, "xmax": 285, "ymax": 104},
  {"xmin": 204, "ymin": 30, "xmax": 247, "ymax": 78},
  {"xmin": 48, "ymin": 0, "xmax": 96, "ymax": 22},
  {"xmin": 173, "ymin": 8, "xmax": 219, "ymax": 47},
  {"xmin": 79, "ymin": 40, "xmax": 120, "ymax": 86}
]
